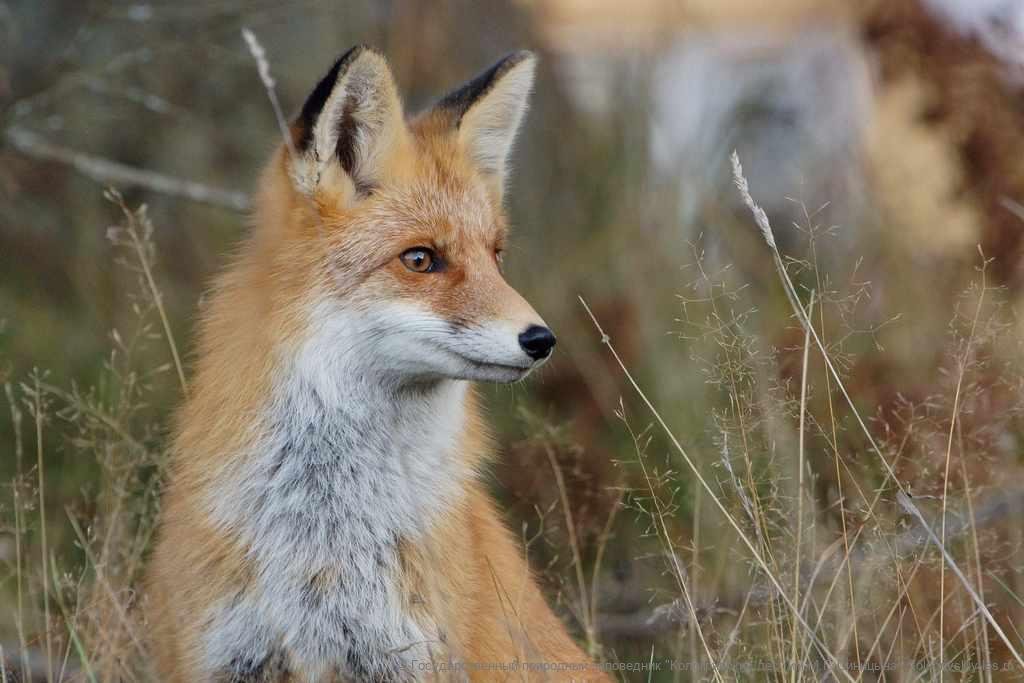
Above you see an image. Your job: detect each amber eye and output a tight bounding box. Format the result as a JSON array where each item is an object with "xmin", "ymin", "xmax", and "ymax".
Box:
[{"xmin": 400, "ymin": 247, "xmax": 440, "ymax": 273}]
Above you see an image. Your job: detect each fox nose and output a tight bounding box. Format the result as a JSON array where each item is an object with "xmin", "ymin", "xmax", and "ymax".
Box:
[{"xmin": 518, "ymin": 325, "xmax": 556, "ymax": 361}]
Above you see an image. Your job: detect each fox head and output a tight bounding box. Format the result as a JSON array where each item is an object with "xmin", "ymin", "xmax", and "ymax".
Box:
[{"xmin": 257, "ymin": 47, "xmax": 552, "ymax": 387}]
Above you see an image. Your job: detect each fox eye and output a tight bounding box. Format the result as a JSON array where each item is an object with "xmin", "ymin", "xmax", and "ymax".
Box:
[{"xmin": 400, "ymin": 247, "xmax": 440, "ymax": 273}]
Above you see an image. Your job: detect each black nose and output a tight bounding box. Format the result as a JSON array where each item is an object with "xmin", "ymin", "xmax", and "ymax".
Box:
[{"xmin": 518, "ymin": 325, "xmax": 556, "ymax": 361}]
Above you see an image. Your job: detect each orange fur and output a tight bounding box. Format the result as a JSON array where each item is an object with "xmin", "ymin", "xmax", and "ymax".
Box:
[{"xmin": 145, "ymin": 48, "xmax": 608, "ymax": 682}]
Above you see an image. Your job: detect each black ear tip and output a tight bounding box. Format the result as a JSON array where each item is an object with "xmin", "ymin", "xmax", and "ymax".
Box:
[
  {"xmin": 336, "ymin": 44, "xmax": 386, "ymax": 65},
  {"xmin": 504, "ymin": 50, "xmax": 537, "ymax": 67},
  {"xmin": 294, "ymin": 45, "xmax": 387, "ymax": 152},
  {"xmin": 435, "ymin": 49, "xmax": 537, "ymax": 127},
  {"xmin": 491, "ymin": 50, "xmax": 537, "ymax": 79}
]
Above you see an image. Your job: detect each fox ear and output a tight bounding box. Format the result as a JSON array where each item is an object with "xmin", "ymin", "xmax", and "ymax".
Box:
[
  {"xmin": 290, "ymin": 46, "xmax": 404, "ymax": 197},
  {"xmin": 436, "ymin": 51, "xmax": 536, "ymax": 188}
]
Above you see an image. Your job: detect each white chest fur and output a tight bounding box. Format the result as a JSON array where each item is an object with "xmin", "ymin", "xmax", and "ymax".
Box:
[{"xmin": 203, "ymin": 350, "xmax": 470, "ymax": 680}]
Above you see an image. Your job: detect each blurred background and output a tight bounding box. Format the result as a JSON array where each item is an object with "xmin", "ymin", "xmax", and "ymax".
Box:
[{"xmin": 4, "ymin": 0, "xmax": 1024, "ymax": 680}]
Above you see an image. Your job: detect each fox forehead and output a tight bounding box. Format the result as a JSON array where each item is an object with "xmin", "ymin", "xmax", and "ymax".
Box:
[
  {"xmin": 324, "ymin": 141, "xmax": 507, "ymax": 258},
  {"xmin": 369, "ymin": 175, "xmax": 503, "ymax": 249}
]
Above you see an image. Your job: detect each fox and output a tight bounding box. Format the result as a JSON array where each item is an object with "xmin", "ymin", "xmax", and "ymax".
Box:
[{"xmin": 144, "ymin": 46, "xmax": 609, "ymax": 682}]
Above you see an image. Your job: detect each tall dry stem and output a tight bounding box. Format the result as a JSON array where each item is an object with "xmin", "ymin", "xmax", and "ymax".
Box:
[
  {"xmin": 731, "ymin": 149, "xmax": 1024, "ymax": 671},
  {"xmin": 580, "ymin": 296, "xmax": 857, "ymax": 682}
]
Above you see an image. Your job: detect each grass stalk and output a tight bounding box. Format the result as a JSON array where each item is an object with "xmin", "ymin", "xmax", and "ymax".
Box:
[
  {"xmin": 790, "ymin": 292, "xmax": 814, "ymax": 681},
  {"xmin": 580, "ymin": 296, "xmax": 857, "ymax": 682},
  {"xmin": 939, "ymin": 255, "xmax": 987, "ymax": 677},
  {"xmin": 543, "ymin": 443, "xmax": 596, "ymax": 655},
  {"xmin": 731, "ymin": 147, "xmax": 1024, "ymax": 670},
  {"xmin": 106, "ymin": 190, "xmax": 187, "ymax": 398},
  {"xmin": 32, "ymin": 373, "xmax": 54, "ymax": 683}
]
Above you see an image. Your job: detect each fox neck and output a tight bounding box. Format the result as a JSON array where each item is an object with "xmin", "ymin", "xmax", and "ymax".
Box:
[
  {"xmin": 199, "ymin": 330, "xmax": 474, "ymax": 674},
  {"xmin": 208, "ymin": 319, "xmax": 475, "ymax": 552}
]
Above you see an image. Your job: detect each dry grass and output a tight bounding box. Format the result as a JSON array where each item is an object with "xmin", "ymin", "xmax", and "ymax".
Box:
[
  {"xmin": 4, "ymin": 3, "xmax": 1024, "ymax": 680},
  {"xmin": 5, "ymin": 163, "xmax": 1024, "ymax": 680},
  {"xmin": 2, "ymin": 194, "xmax": 169, "ymax": 682}
]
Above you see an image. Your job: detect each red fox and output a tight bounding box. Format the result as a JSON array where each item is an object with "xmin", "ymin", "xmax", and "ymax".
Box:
[{"xmin": 145, "ymin": 47, "xmax": 608, "ymax": 681}]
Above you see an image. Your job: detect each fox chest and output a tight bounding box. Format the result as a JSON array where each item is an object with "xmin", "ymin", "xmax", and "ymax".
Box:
[
  {"xmin": 203, "ymin": 534, "xmax": 438, "ymax": 682},
  {"xmin": 202, "ymin": 386, "xmax": 467, "ymax": 681}
]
